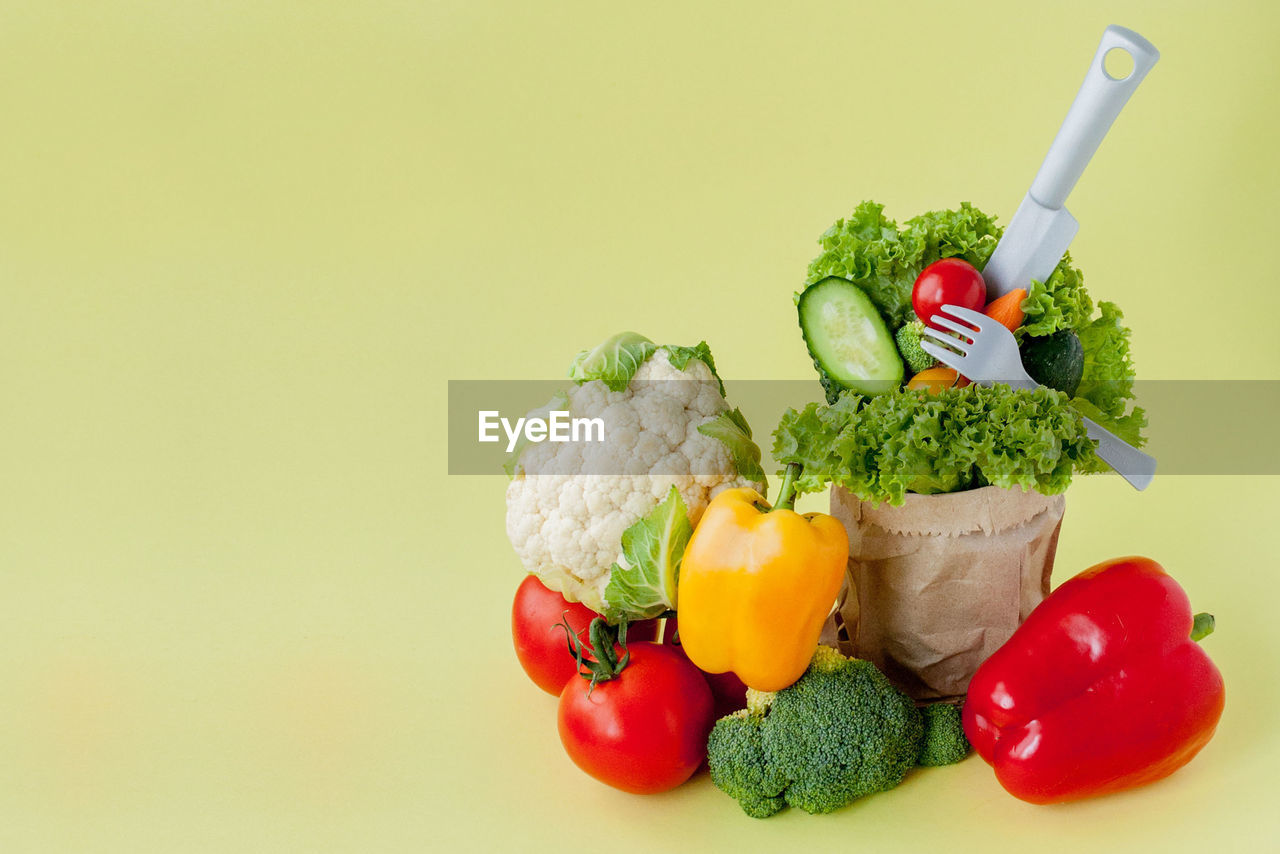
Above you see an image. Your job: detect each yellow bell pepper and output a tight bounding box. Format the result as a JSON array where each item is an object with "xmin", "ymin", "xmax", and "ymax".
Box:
[{"xmin": 677, "ymin": 464, "xmax": 848, "ymax": 692}]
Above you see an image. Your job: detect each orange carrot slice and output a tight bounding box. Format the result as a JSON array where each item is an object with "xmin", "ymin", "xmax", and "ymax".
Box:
[{"xmin": 984, "ymin": 288, "xmax": 1027, "ymax": 332}]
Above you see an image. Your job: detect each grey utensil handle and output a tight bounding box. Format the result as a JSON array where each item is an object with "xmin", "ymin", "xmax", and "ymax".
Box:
[
  {"xmin": 1083, "ymin": 415, "xmax": 1156, "ymax": 490},
  {"xmin": 1029, "ymin": 26, "xmax": 1160, "ymax": 209}
]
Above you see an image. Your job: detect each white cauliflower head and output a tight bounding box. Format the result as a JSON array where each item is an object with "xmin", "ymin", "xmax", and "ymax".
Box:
[{"xmin": 505, "ymin": 334, "xmax": 764, "ymax": 615}]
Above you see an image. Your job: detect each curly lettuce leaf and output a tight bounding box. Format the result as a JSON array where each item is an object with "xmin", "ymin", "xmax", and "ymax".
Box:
[
  {"xmin": 1018, "ymin": 253, "xmax": 1093, "ymax": 339},
  {"xmin": 804, "ymin": 201, "xmax": 915, "ymax": 328},
  {"xmin": 772, "ymin": 385, "xmax": 1096, "ymax": 505},
  {"xmin": 602, "ymin": 486, "xmax": 691, "ymax": 623},
  {"xmin": 769, "ymin": 394, "xmax": 854, "ymax": 495},
  {"xmin": 1071, "ymin": 300, "xmax": 1146, "ymax": 449},
  {"xmin": 806, "ymin": 200, "xmax": 1089, "ymax": 339},
  {"xmin": 804, "ymin": 202, "xmax": 1002, "ymax": 329},
  {"xmin": 697, "ymin": 407, "xmax": 767, "ymax": 490},
  {"xmin": 1075, "ymin": 301, "xmax": 1136, "ymax": 416},
  {"xmin": 1071, "ymin": 398, "xmax": 1147, "ymax": 460},
  {"xmin": 900, "ymin": 203, "xmax": 1002, "ymax": 275}
]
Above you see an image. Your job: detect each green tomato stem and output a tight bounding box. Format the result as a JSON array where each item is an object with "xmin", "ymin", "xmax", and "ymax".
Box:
[{"xmin": 559, "ymin": 617, "xmax": 629, "ymax": 695}]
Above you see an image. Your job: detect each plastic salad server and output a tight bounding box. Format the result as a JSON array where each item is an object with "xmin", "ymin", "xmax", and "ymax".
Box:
[
  {"xmin": 920, "ymin": 305, "xmax": 1156, "ymax": 491},
  {"xmin": 983, "ymin": 25, "xmax": 1160, "ymax": 299}
]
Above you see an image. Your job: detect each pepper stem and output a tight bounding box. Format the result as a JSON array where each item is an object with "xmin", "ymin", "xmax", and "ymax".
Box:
[
  {"xmin": 773, "ymin": 463, "xmax": 803, "ymax": 512},
  {"xmin": 1191, "ymin": 612, "xmax": 1215, "ymax": 642}
]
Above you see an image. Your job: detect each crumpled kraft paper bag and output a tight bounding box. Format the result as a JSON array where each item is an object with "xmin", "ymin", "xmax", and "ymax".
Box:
[{"xmin": 821, "ymin": 485, "xmax": 1065, "ymax": 701}]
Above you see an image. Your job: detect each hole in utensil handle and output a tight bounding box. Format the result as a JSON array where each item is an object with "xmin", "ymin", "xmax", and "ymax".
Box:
[{"xmin": 1103, "ymin": 47, "xmax": 1134, "ymax": 80}]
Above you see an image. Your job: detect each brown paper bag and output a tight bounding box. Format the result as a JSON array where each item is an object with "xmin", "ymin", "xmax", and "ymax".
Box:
[{"xmin": 822, "ymin": 485, "xmax": 1065, "ymax": 701}]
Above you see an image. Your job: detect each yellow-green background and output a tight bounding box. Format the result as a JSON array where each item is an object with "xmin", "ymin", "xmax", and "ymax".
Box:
[{"xmin": 2, "ymin": 1, "xmax": 1277, "ymax": 851}]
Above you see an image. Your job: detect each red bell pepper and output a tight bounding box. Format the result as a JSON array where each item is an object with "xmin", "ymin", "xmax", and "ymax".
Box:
[{"xmin": 964, "ymin": 556, "xmax": 1225, "ymax": 804}]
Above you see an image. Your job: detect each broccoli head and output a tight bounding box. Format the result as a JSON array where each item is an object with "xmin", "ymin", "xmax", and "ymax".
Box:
[
  {"xmin": 917, "ymin": 701, "xmax": 971, "ymax": 766},
  {"xmin": 895, "ymin": 320, "xmax": 938, "ymax": 374},
  {"xmin": 707, "ymin": 646, "xmax": 923, "ymax": 817}
]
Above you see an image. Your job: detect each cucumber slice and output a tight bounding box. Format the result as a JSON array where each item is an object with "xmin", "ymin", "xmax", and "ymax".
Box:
[{"xmin": 799, "ymin": 277, "xmax": 904, "ymax": 398}]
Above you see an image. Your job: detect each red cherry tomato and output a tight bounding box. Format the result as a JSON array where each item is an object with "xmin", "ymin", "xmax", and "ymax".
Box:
[
  {"xmin": 557, "ymin": 642, "xmax": 715, "ymax": 794},
  {"xmin": 912, "ymin": 258, "xmax": 987, "ymax": 331},
  {"xmin": 511, "ymin": 576, "xmax": 660, "ymax": 695}
]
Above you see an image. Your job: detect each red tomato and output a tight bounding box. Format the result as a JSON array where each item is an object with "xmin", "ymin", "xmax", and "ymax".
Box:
[
  {"xmin": 511, "ymin": 575, "xmax": 659, "ymax": 695},
  {"xmin": 640, "ymin": 614, "xmax": 748, "ymax": 717},
  {"xmin": 627, "ymin": 618, "xmax": 663, "ymax": 644},
  {"xmin": 652, "ymin": 615, "xmax": 748, "ymax": 717},
  {"xmin": 912, "ymin": 258, "xmax": 987, "ymax": 331},
  {"xmin": 511, "ymin": 575, "xmax": 602, "ymax": 695},
  {"xmin": 557, "ymin": 642, "xmax": 715, "ymax": 794},
  {"xmin": 704, "ymin": 670, "xmax": 750, "ymax": 718}
]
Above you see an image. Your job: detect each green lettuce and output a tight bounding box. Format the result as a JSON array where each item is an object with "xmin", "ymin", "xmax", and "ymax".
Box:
[
  {"xmin": 602, "ymin": 486, "xmax": 691, "ymax": 622},
  {"xmin": 1019, "ymin": 254, "xmax": 1094, "ymax": 339},
  {"xmin": 804, "ymin": 202, "xmax": 1001, "ymax": 328},
  {"xmin": 899, "ymin": 204, "xmax": 1003, "ymax": 276},
  {"xmin": 805, "ymin": 201, "xmax": 1092, "ymax": 339},
  {"xmin": 802, "ymin": 200, "xmax": 1145, "ymax": 457},
  {"xmin": 772, "ymin": 385, "xmax": 1098, "ymax": 505},
  {"xmin": 1072, "ymin": 301, "xmax": 1147, "ymax": 448}
]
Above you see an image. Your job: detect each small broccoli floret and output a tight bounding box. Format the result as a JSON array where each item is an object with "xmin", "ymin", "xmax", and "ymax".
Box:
[
  {"xmin": 706, "ymin": 710, "xmax": 786, "ymax": 818},
  {"xmin": 895, "ymin": 320, "xmax": 938, "ymax": 374},
  {"xmin": 917, "ymin": 702, "xmax": 971, "ymax": 766},
  {"xmin": 706, "ymin": 646, "xmax": 923, "ymax": 818}
]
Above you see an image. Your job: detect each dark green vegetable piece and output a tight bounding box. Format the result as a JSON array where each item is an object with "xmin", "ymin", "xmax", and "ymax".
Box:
[
  {"xmin": 707, "ymin": 646, "xmax": 923, "ymax": 818},
  {"xmin": 917, "ymin": 702, "xmax": 971, "ymax": 767},
  {"xmin": 1021, "ymin": 330, "xmax": 1084, "ymax": 398}
]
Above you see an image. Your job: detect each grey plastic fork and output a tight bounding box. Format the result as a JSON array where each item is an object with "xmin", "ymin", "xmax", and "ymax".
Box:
[{"xmin": 919, "ymin": 303, "xmax": 1155, "ymax": 491}]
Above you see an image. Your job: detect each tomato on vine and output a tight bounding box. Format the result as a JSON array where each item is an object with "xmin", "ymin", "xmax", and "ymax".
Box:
[
  {"xmin": 512, "ymin": 576, "xmax": 661, "ymax": 695},
  {"xmin": 556, "ymin": 618, "xmax": 715, "ymax": 794}
]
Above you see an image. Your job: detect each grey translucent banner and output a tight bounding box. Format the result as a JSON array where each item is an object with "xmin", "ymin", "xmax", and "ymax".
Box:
[{"xmin": 448, "ymin": 379, "xmax": 1280, "ymax": 476}]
